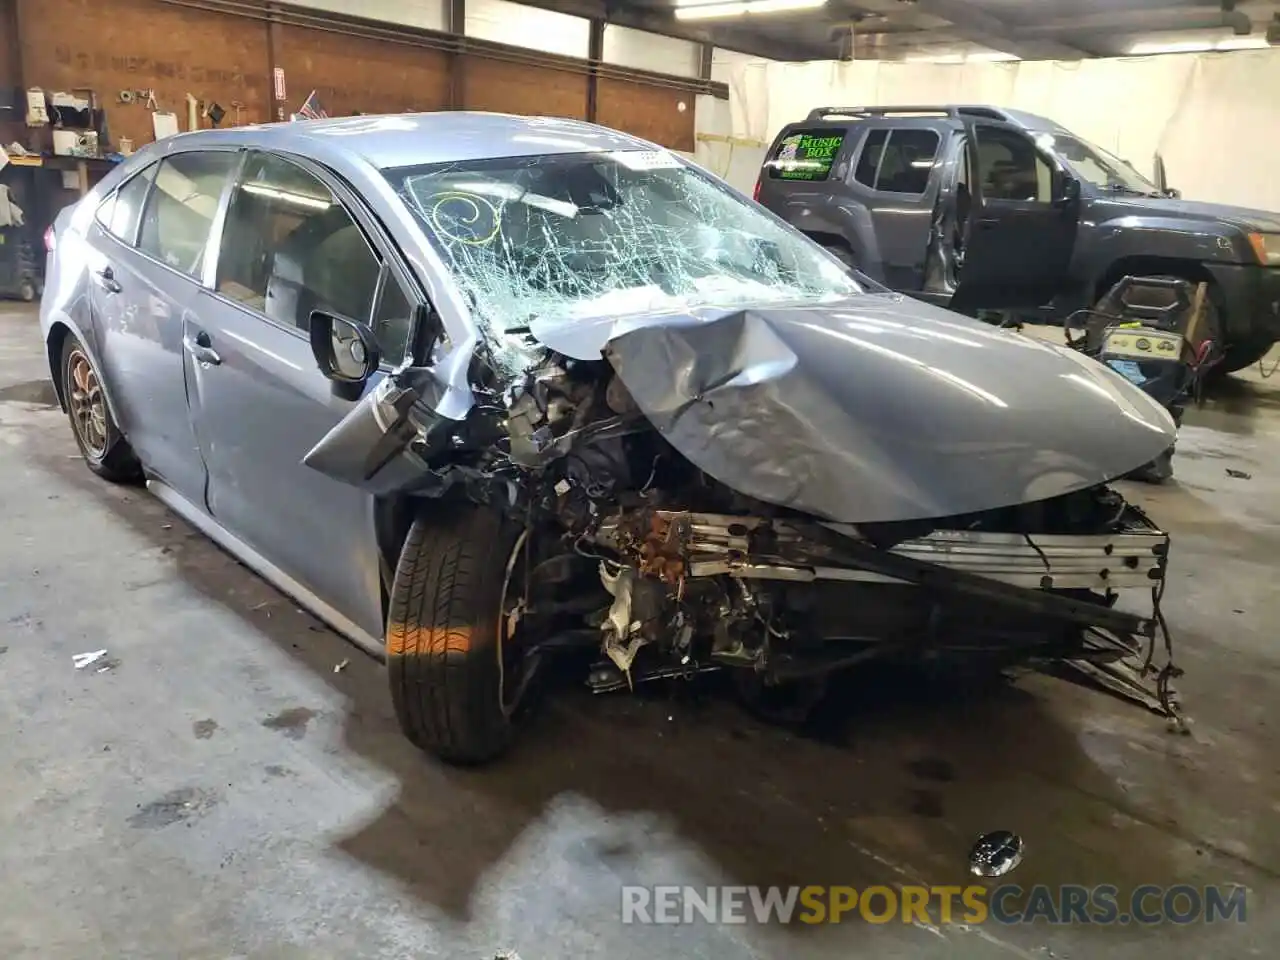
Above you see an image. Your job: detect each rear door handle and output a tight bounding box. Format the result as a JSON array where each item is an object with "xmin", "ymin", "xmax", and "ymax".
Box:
[
  {"xmin": 184, "ymin": 331, "xmax": 222, "ymax": 366},
  {"xmin": 95, "ymin": 267, "xmax": 121, "ymax": 293}
]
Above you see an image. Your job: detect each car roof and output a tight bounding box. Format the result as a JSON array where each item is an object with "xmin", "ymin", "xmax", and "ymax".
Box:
[
  {"xmin": 788, "ymin": 105, "xmax": 1069, "ymax": 136},
  {"xmin": 967, "ymin": 106, "xmax": 1069, "ymax": 135},
  {"xmin": 145, "ymin": 111, "xmax": 660, "ymax": 170}
]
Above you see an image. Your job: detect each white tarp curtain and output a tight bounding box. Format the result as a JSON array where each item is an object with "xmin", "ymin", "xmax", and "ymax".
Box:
[{"xmin": 695, "ymin": 49, "xmax": 1280, "ymax": 213}]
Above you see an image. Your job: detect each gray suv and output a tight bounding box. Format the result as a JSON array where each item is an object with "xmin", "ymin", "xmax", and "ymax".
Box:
[{"xmin": 756, "ymin": 105, "xmax": 1280, "ymax": 371}]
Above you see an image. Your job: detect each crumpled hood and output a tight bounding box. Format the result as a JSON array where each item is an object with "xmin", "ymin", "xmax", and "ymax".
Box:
[{"xmin": 586, "ymin": 296, "xmax": 1176, "ymax": 524}]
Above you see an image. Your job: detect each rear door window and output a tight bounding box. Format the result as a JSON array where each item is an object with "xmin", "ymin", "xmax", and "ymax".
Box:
[
  {"xmin": 96, "ymin": 162, "xmax": 158, "ymax": 246},
  {"xmin": 853, "ymin": 129, "xmax": 890, "ymax": 188},
  {"xmin": 138, "ymin": 152, "xmax": 237, "ymax": 278},
  {"xmin": 855, "ymin": 128, "xmax": 940, "ymax": 195},
  {"xmin": 766, "ymin": 128, "xmax": 847, "ymax": 181}
]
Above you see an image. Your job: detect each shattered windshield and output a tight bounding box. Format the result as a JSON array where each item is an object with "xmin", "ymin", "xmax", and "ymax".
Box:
[
  {"xmin": 384, "ymin": 151, "xmax": 867, "ymax": 337},
  {"xmin": 1034, "ymin": 133, "xmax": 1161, "ymax": 196}
]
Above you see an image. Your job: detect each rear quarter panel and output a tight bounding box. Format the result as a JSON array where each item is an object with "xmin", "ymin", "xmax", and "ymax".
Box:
[
  {"xmin": 39, "ymin": 154, "xmax": 147, "ymax": 417},
  {"xmin": 756, "ymin": 124, "xmax": 886, "ymax": 282}
]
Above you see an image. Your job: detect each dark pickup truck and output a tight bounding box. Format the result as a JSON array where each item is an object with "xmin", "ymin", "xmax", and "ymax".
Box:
[{"xmin": 755, "ymin": 104, "xmax": 1280, "ymax": 371}]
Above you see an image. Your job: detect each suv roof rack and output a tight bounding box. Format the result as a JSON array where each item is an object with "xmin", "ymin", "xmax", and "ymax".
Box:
[
  {"xmin": 805, "ymin": 106, "xmax": 958, "ymax": 121},
  {"xmin": 804, "ymin": 105, "xmax": 1012, "ymax": 122}
]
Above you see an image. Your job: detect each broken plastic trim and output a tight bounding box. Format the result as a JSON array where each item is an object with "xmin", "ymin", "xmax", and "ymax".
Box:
[{"xmin": 302, "ymin": 365, "xmax": 459, "ymax": 494}]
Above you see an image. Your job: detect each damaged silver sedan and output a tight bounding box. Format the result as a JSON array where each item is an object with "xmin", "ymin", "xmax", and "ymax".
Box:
[{"xmin": 42, "ymin": 114, "xmax": 1183, "ymax": 764}]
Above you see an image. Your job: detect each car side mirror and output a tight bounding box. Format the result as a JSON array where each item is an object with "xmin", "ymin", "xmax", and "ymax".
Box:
[
  {"xmin": 1054, "ymin": 176, "xmax": 1081, "ymax": 207},
  {"xmin": 310, "ymin": 309, "xmax": 381, "ymax": 400}
]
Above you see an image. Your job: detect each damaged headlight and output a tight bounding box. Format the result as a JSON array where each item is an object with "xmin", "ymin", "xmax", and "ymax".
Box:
[{"xmin": 1247, "ymin": 232, "xmax": 1280, "ymax": 266}]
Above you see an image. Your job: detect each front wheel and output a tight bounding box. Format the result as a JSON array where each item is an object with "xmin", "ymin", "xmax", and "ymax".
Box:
[
  {"xmin": 1087, "ymin": 275, "xmax": 1223, "ymax": 356},
  {"xmin": 386, "ymin": 508, "xmax": 533, "ymax": 765},
  {"xmin": 1219, "ymin": 334, "xmax": 1276, "ymax": 374},
  {"xmin": 60, "ymin": 334, "xmax": 141, "ymax": 483}
]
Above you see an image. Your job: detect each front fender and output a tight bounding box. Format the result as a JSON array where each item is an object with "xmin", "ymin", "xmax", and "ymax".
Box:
[{"xmin": 1080, "ymin": 216, "xmax": 1253, "ymax": 282}]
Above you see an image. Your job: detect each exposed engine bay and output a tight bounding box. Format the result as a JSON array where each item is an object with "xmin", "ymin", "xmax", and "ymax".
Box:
[{"xmin": 305, "ymin": 306, "xmax": 1185, "ymax": 728}]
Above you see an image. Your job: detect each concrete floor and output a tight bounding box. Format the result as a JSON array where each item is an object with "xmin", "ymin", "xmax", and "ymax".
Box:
[{"xmin": 2, "ymin": 301, "xmax": 1279, "ymax": 959}]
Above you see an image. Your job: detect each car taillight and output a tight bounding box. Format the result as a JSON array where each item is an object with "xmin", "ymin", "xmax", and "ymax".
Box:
[
  {"xmin": 43, "ymin": 225, "xmax": 56, "ymax": 253},
  {"xmin": 752, "ymin": 178, "xmax": 762, "ymax": 202}
]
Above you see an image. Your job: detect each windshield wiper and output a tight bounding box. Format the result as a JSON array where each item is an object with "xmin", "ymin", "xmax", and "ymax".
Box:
[{"xmin": 1104, "ymin": 183, "xmax": 1164, "ymax": 198}]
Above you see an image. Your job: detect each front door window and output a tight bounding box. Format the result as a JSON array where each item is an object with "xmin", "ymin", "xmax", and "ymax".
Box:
[
  {"xmin": 973, "ymin": 126, "xmax": 1053, "ymax": 203},
  {"xmin": 215, "ymin": 152, "xmax": 414, "ymax": 362}
]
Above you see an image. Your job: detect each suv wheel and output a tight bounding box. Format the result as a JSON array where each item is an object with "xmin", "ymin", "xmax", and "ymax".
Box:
[
  {"xmin": 1087, "ymin": 274, "xmax": 1222, "ymax": 357},
  {"xmin": 1219, "ymin": 334, "xmax": 1276, "ymax": 374}
]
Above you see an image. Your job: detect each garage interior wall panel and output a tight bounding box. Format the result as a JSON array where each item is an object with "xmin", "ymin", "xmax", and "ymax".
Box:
[
  {"xmin": 693, "ymin": 48, "xmax": 775, "ymax": 192},
  {"xmin": 463, "ymin": 57, "xmax": 588, "ymax": 120},
  {"xmin": 0, "ymin": 0, "xmax": 15, "ymax": 87},
  {"xmin": 289, "ymin": 0, "xmax": 447, "ymax": 32},
  {"xmin": 465, "ymin": 0, "xmax": 590, "ymax": 59},
  {"xmin": 278, "ymin": 26, "xmax": 451, "ymax": 116},
  {"xmin": 597, "ymin": 79, "xmax": 695, "ymax": 152},
  {"xmin": 17, "ymin": 0, "xmax": 268, "ymax": 148},
  {"xmin": 601, "ymin": 25, "xmax": 699, "ymax": 79}
]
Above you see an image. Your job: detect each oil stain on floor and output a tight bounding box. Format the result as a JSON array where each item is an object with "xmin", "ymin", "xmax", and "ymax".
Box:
[
  {"xmin": 0, "ymin": 380, "xmax": 58, "ymax": 407},
  {"xmin": 127, "ymin": 787, "xmax": 221, "ymax": 830},
  {"xmin": 261, "ymin": 707, "xmax": 317, "ymax": 741}
]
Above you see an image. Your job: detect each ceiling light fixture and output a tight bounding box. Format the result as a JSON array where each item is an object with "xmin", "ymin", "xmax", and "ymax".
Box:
[{"xmin": 674, "ymin": 0, "xmax": 827, "ymax": 21}]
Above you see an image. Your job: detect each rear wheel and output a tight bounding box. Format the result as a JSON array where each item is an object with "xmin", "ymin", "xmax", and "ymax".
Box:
[
  {"xmin": 60, "ymin": 335, "xmax": 141, "ymax": 483},
  {"xmin": 386, "ymin": 508, "xmax": 533, "ymax": 765}
]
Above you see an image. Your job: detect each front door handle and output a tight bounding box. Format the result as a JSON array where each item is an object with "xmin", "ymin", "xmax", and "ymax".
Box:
[
  {"xmin": 975, "ymin": 217, "xmax": 1000, "ymax": 229},
  {"xmin": 95, "ymin": 266, "xmax": 121, "ymax": 293},
  {"xmin": 184, "ymin": 331, "xmax": 222, "ymax": 366}
]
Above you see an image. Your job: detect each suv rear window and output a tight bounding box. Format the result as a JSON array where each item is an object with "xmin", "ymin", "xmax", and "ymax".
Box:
[
  {"xmin": 853, "ymin": 128, "xmax": 941, "ymax": 195},
  {"xmin": 765, "ymin": 129, "xmax": 846, "ymax": 181}
]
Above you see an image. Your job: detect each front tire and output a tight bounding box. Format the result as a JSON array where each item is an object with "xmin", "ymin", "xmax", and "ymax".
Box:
[
  {"xmin": 1087, "ymin": 274, "xmax": 1223, "ymax": 356},
  {"xmin": 60, "ymin": 334, "xmax": 141, "ymax": 483},
  {"xmin": 386, "ymin": 508, "xmax": 525, "ymax": 765},
  {"xmin": 1219, "ymin": 334, "xmax": 1276, "ymax": 374}
]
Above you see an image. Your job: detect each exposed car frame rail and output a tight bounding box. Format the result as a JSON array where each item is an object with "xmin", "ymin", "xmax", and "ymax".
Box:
[{"xmin": 596, "ymin": 509, "xmax": 1165, "ymax": 639}]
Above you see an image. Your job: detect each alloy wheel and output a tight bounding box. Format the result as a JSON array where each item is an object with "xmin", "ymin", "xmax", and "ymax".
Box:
[{"xmin": 67, "ymin": 349, "xmax": 108, "ymax": 458}]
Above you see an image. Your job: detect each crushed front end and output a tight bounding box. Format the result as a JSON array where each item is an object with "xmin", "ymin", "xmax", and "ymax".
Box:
[
  {"xmin": 576, "ymin": 490, "xmax": 1181, "ymax": 725},
  {"xmin": 303, "ymin": 301, "xmax": 1186, "ymax": 730}
]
